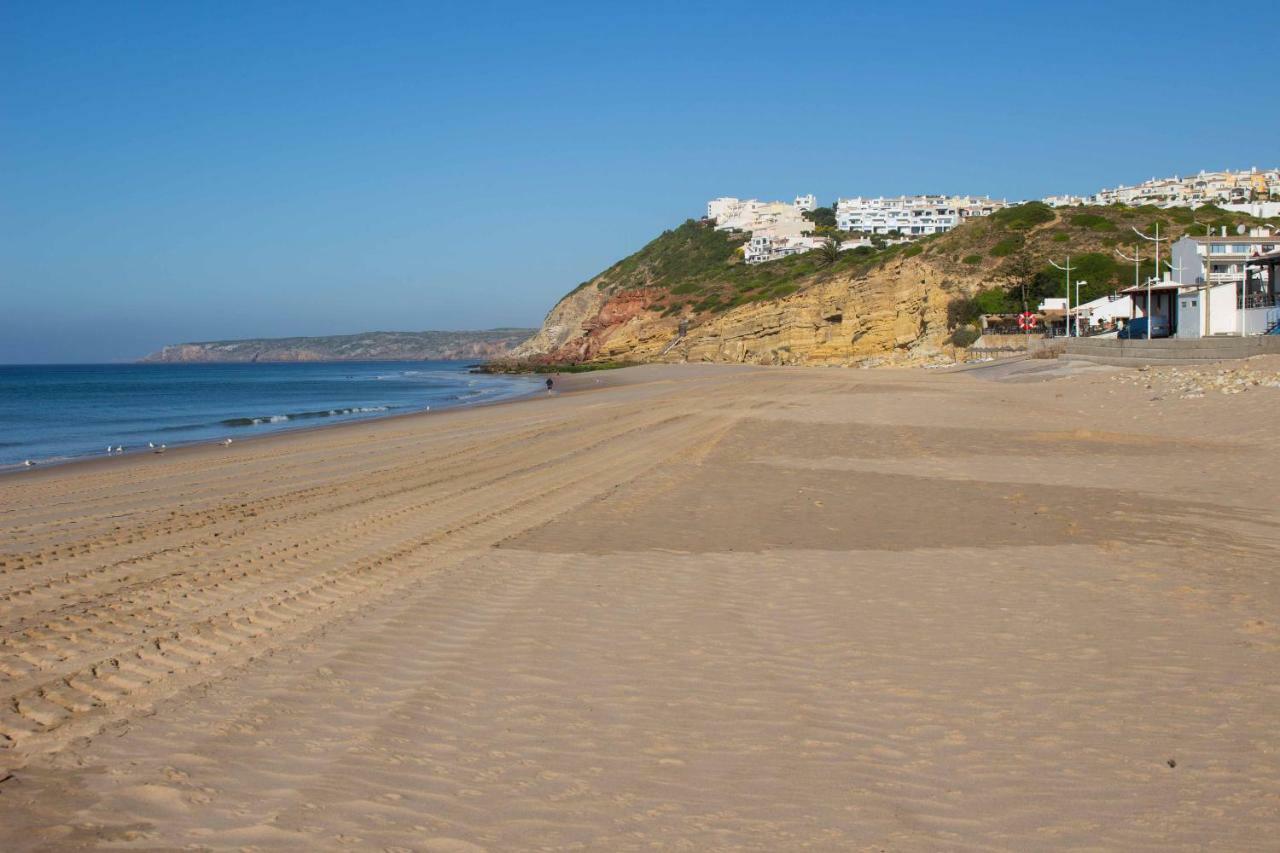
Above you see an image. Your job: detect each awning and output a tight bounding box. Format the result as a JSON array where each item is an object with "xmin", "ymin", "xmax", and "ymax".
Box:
[{"xmin": 1246, "ymin": 250, "xmax": 1280, "ymax": 268}]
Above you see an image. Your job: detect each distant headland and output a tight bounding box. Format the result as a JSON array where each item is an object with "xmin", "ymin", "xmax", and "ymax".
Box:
[{"xmin": 139, "ymin": 329, "xmax": 537, "ymax": 363}]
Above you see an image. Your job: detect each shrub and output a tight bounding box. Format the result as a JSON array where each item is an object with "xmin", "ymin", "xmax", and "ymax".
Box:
[
  {"xmin": 904, "ymin": 244, "xmax": 924, "ymax": 258},
  {"xmin": 962, "ymin": 254, "xmax": 982, "ymax": 265},
  {"xmin": 1052, "ymin": 233, "xmax": 1069, "ymax": 242},
  {"xmin": 802, "ymin": 207, "xmax": 837, "ymax": 229},
  {"xmin": 670, "ymin": 282, "xmax": 702, "ymax": 295},
  {"xmin": 972, "ymin": 287, "xmax": 1018, "ymax": 315},
  {"xmin": 990, "ymin": 235, "xmax": 1024, "ymax": 257},
  {"xmin": 990, "ymin": 201, "xmax": 1055, "ymax": 230},
  {"xmin": 1070, "ymin": 213, "xmax": 1115, "ymax": 231},
  {"xmin": 951, "ymin": 326, "xmax": 981, "ymax": 347}
]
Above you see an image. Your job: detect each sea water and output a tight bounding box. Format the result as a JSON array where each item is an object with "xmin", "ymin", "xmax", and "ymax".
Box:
[{"xmin": 0, "ymin": 361, "xmax": 540, "ymax": 470}]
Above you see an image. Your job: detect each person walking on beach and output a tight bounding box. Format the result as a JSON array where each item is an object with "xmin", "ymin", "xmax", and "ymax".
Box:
[{"xmin": 545, "ymin": 377, "xmax": 554, "ymax": 394}]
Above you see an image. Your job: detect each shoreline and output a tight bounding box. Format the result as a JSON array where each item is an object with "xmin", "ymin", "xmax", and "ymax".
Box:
[{"xmin": 0, "ymin": 363, "xmax": 696, "ymax": 481}]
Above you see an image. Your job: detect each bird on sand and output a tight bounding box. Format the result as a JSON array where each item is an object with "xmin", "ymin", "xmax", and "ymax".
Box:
[
  {"xmin": 148, "ymin": 442, "xmax": 155, "ymax": 449},
  {"xmin": 153, "ymin": 444, "xmax": 166, "ymax": 454},
  {"xmin": 115, "ymin": 446, "xmax": 123, "ymax": 454},
  {"xmin": 222, "ymin": 438, "xmax": 233, "ymax": 446},
  {"xmin": 23, "ymin": 460, "xmax": 34, "ymax": 467}
]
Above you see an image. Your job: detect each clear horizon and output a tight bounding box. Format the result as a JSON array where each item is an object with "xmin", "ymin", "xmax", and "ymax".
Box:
[{"xmin": 5, "ymin": 0, "xmax": 1277, "ymax": 362}]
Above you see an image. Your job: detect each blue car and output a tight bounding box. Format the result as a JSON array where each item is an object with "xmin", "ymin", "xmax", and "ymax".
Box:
[{"xmin": 1118, "ymin": 317, "xmax": 1170, "ymax": 339}]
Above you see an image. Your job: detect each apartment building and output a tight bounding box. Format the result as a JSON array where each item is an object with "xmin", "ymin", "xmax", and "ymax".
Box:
[
  {"xmin": 1170, "ymin": 226, "xmax": 1280, "ymax": 336},
  {"xmin": 743, "ymin": 234, "xmax": 825, "ymax": 264},
  {"xmin": 1057, "ymin": 167, "xmax": 1278, "ymax": 210},
  {"xmin": 832, "ymin": 195, "xmax": 1008, "ymax": 236},
  {"xmin": 1044, "ymin": 194, "xmax": 1090, "ymax": 208},
  {"xmin": 706, "ymin": 195, "xmax": 815, "ymax": 239}
]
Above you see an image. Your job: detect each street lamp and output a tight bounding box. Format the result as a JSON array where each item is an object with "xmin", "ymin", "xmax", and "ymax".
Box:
[{"xmin": 1132, "ymin": 224, "xmax": 1167, "ymax": 341}]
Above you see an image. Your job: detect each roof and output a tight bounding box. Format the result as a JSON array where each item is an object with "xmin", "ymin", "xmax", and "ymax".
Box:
[
  {"xmin": 1188, "ymin": 234, "xmax": 1276, "ymax": 243},
  {"xmin": 1247, "ymin": 249, "xmax": 1280, "ymax": 267},
  {"xmin": 1119, "ymin": 281, "xmax": 1185, "ymax": 294}
]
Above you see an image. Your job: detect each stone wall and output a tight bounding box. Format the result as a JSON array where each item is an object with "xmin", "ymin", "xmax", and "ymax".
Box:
[{"xmin": 1063, "ymin": 336, "xmax": 1280, "ymax": 367}]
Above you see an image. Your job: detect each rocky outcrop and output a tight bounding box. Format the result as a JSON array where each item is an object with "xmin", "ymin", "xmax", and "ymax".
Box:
[
  {"xmin": 141, "ymin": 329, "xmax": 537, "ymax": 363},
  {"xmin": 517, "ymin": 257, "xmax": 974, "ymax": 368}
]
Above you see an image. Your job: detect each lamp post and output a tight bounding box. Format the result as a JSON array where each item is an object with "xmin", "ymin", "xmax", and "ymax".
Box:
[
  {"xmin": 1048, "ymin": 256, "xmax": 1075, "ymax": 337},
  {"xmin": 1132, "ymin": 224, "xmax": 1167, "ymax": 341}
]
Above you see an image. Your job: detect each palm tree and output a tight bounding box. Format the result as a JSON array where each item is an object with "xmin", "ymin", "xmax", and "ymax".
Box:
[{"xmin": 816, "ymin": 237, "xmax": 841, "ymax": 267}]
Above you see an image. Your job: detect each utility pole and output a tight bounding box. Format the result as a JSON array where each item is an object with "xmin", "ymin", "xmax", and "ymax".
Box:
[
  {"xmin": 1048, "ymin": 256, "xmax": 1075, "ymax": 338},
  {"xmin": 1132, "ymin": 224, "xmax": 1167, "ymax": 340}
]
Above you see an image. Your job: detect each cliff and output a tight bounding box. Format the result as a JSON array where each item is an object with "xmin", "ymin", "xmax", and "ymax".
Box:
[
  {"xmin": 511, "ymin": 203, "xmax": 1278, "ymax": 367},
  {"xmin": 141, "ymin": 329, "xmax": 537, "ymax": 363}
]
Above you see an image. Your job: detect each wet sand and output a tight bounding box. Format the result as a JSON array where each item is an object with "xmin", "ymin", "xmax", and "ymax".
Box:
[{"xmin": 1, "ymin": 362, "xmax": 1278, "ymax": 850}]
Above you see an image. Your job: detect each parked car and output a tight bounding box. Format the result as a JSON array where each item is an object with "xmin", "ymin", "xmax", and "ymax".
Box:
[{"xmin": 1117, "ymin": 317, "xmax": 1170, "ymax": 339}]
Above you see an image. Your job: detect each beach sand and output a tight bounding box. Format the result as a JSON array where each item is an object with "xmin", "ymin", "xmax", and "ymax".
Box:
[{"xmin": 1, "ymin": 361, "xmax": 1278, "ymax": 850}]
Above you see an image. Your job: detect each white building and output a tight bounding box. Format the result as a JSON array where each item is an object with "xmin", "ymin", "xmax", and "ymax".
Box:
[
  {"xmin": 1043, "ymin": 194, "xmax": 1089, "ymax": 208},
  {"xmin": 743, "ymin": 234, "xmax": 826, "ymax": 264},
  {"xmin": 1046, "ymin": 166, "xmax": 1278, "ymax": 210},
  {"xmin": 1220, "ymin": 201, "xmax": 1280, "ymax": 218},
  {"xmin": 1072, "ymin": 294, "xmax": 1134, "ymax": 328},
  {"xmin": 1169, "ymin": 226, "xmax": 1280, "ymax": 337},
  {"xmin": 834, "ymin": 195, "xmax": 1007, "ymax": 237},
  {"xmin": 706, "ymin": 194, "xmax": 815, "ymax": 238},
  {"xmin": 706, "ymin": 197, "xmax": 744, "ymax": 222},
  {"xmin": 706, "ymin": 194, "xmax": 824, "ymax": 263}
]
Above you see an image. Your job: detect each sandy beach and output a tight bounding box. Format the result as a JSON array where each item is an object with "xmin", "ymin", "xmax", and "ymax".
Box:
[{"xmin": 1, "ymin": 361, "xmax": 1278, "ymax": 850}]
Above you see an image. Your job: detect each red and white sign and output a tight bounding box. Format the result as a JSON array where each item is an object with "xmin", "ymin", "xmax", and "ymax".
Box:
[{"xmin": 1018, "ymin": 312, "xmax": 1038, "ymax": 330}]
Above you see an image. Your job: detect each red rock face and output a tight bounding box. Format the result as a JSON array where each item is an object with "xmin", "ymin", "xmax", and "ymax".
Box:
[{"xmin": 544, "ymin": 289, "xmax": 660, "ymax": 363}]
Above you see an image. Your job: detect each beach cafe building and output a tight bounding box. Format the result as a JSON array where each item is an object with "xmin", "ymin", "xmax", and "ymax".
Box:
[{"xmin": 1120, "ymin": 278, "xmax": 1182, "ymax": 334}]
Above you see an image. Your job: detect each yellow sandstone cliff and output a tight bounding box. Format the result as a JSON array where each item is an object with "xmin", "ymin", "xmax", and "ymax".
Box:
[{"xmin": 516, "ymin": 255, "xmax": 971, "ymax": 367}]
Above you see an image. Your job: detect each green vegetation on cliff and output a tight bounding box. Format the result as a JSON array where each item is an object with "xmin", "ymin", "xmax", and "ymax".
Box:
[
  {"xmin": 925, "ymin": 201, "xmax": 1279, "ymax": 323},
  {"xmin": 586, "ymin": 219, "xmax": 910, "ymax": 316}
]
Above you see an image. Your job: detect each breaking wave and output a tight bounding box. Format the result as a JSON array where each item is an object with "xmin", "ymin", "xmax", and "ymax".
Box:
[{"xmin": 221, "ymin": 406, "xmax": 390, "ymax": 427}]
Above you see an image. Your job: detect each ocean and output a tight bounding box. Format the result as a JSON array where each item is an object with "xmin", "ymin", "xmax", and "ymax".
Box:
[{"xmin": 0, "ymin": 361, "xmax": 541, "ymax": 470}]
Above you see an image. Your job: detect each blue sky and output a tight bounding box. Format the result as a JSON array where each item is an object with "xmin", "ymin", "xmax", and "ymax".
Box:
[{"xmin": 3, "ymin": 0, "xmax": 1276, "ymax": 362}]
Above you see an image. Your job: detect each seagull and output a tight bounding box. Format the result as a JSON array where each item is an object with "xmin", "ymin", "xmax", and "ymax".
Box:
[
  {"xmin": 148, "ymin": 442, "xmax": 156, "ymax": 449},
  {"xmin": 115, "ymin": 446, "xmax": 124, "ymax": 454},
  {"xmin": 107, "ymin": 445, "xmax": 113, "ymax": 454},
  {"xmin": 23, "ymin": 460, "xmax": 34, "ymax": 467},
  {"xmin": 222, "ymin": 438, "xmax": 233, "ymax": 446},
  {"xmin": 153, "ymin": 444, "xmax": 166, "ymax": 454}
]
